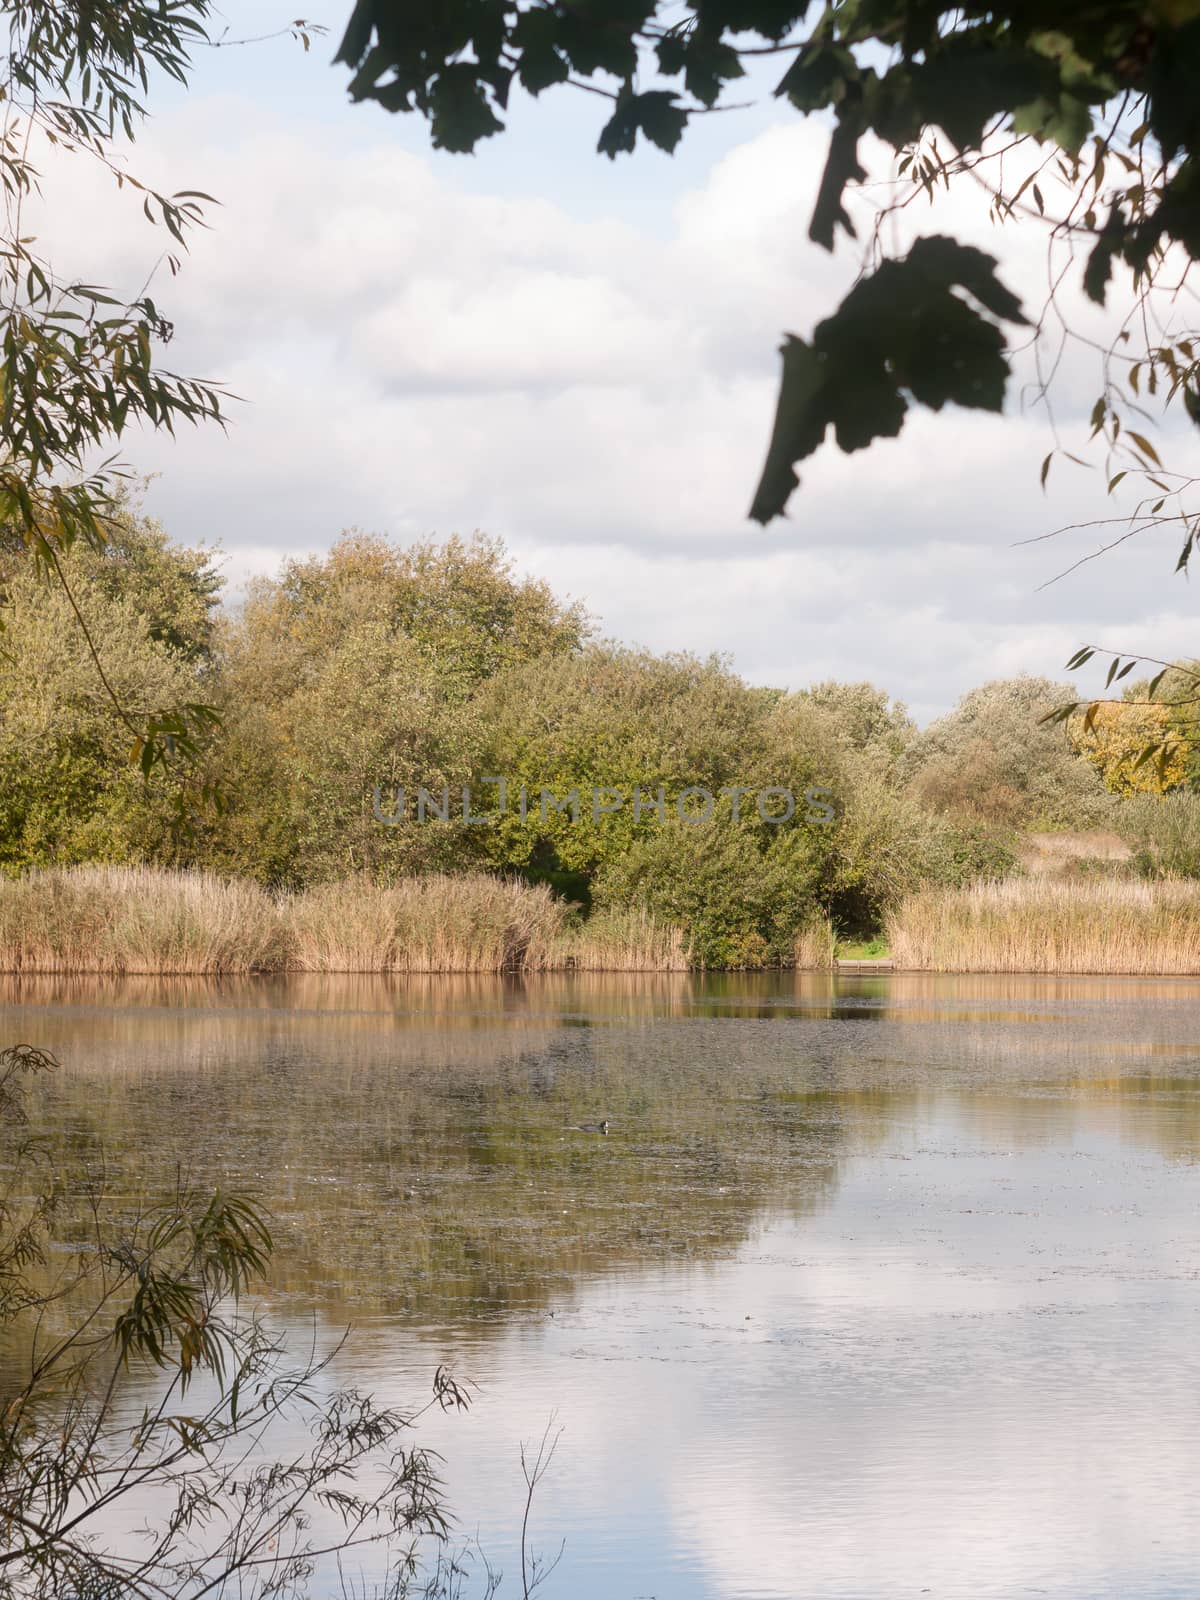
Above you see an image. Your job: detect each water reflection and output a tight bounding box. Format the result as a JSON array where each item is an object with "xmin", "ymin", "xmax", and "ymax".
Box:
[{"xmin": 4, "ymin": 973, "xmax": 1200, "ymax": 1597}]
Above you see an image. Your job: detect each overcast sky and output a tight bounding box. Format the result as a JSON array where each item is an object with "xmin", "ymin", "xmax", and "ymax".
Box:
[{"xmin": 46, "ymin": 1, "xmax": 1199, "ymax": 722}]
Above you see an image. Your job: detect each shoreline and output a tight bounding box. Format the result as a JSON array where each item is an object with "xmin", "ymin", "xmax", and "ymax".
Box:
[
  {"xmin": 5, "ymin": 866, "xmax": 1200, "ymax": 979},
  {"xmin": 4, "ymin": 961, "xmax": 1200, "ymax": 978}
]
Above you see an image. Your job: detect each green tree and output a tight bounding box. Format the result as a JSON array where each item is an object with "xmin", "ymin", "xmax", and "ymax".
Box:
[
  {"xmin": 202, "ymin": 531, "xmax": 588, "ymax": 886},
  {"xmin": 903, "ymin": 675, "xmax": 1114, "ymax": 828},
  {"xmin": 472, "ymin": 644, "xmax": 842, "ymax": 902},
  {"xmin": 0, "ymin": 557, "xmax": 210, "ymax": 870},
  {"xmin": 593, "ymin": 814, "xmax": 825, "ymax": 967},
  {"xmin": 794, "ymin": 680, "xmax": 915, "ymax": 764},
  {"xmin": 265, "ymin": 530, "xmax": 589, "ymax": 696},
  {"xmin": 0, "ymin": 2, "xmax": 236, "ymax": 771},
  {"xmin": 1, "ymin": 497, "xmax": 223, "ymax": 664}
]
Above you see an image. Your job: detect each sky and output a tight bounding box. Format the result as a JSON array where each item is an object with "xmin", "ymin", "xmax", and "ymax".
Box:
[{"xmin": 40, "ymin": 1, "xmax": 1200, "ymax": 723}]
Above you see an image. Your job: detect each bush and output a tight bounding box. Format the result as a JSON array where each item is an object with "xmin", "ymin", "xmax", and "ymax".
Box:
[
  {"xmin": 824, "ymin": 768, "xmax": 1018, "ymax": 934},
  {"xmin": 592, "ymin": 817, "xmax": 826, "ymax": 969},
  {"xmin": 1120, "ymin": 791, "xmax": 1200, "ymax": 879},
  {"xmin": 903, "ymin": 675, "xmax": 1113, "ymax": 828}
]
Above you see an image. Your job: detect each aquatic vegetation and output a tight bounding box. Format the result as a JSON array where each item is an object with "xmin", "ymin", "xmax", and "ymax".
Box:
[
  {"xmin": 0, "ymin": 866, "xmax": 690, "ymax": 974},
  {"xmin": 0, "ymin": 865, "xmax": 287, "ymax": 974},
  {"xmin": 888, "ymin": 877, "xmax": 1200, "ymax": 974}
]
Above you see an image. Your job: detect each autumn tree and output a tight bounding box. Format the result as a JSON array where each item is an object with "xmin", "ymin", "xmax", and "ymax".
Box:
[{"xmin": 1071, "ymin": 698, "xmax": 1189, "ymax": 793}]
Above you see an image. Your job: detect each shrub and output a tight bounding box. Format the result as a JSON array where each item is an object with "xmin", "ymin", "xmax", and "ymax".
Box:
[
  {"xmin": 1120, "ymin": 791, "xmax": 1200, "ymax": 879},
  {"xmin": 903, "ymin": 676, "xmax": 1113, "ymax": 828},
  {"xmin": 592, "ymin": 817, "xmax": 825, "ymax": 969}
]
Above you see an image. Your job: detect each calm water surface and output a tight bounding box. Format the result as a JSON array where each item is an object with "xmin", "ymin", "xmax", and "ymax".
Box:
[{"xmin": 4, "ymin": 971, "xmax": 1200, "ymax": 1599}]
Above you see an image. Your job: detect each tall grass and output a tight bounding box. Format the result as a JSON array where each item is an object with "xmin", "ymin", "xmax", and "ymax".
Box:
[
  {"xmin": 1119, "ymin": 791, "xmax": 1200, "ymax": 880},
  {"xmin": 566, "ymin": 906, "xmax": 690, "ymax": 971},
  {"xmin": 793, "ymin": 915, "xmax": 836, "ymax": 971},
  {"xmin": 288, "ymin": 874, "xmax": 570, "ymax": 973},
  {"xmin": 0, "ymin": 866, "xmax": 286, "ymax": 975},
  {"xmin": 888, "ymin": 877, "xmax": 1200, "ymax": 974},
  {"xmin": 0, "ymin": 867, "xmax": 693, "ymax": 974}
]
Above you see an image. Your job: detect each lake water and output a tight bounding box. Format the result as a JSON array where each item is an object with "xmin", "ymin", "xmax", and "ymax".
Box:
[{"xmin": 4, "ymin": 971, "xmax": 1200, "ymax": 1599}]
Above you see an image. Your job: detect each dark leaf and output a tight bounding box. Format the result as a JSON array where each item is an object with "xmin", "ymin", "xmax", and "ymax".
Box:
[
  {"xmin": 809, "ymin": 114, "xmax": 867, "ymax": 250},
  {"xmin": 598, "ymin": 90, "xmax": 688, "ymax": 158}
]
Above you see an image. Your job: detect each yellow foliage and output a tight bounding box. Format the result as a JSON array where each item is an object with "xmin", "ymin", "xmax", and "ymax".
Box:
[{"xmin": 1070, "ymin": 701, "xmax": 1189, "ymax": 796}]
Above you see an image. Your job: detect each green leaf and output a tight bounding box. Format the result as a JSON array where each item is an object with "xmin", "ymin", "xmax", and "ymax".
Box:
[
  {"xmin": 748, "ymin": 237, "xmax": 1025, "ymax": 521},
  {"xmin": 428, "ymin": 65, "xmax": 506, "ymax": 152},
  {"xmin": 598, "ymin": 90, "xmax": 688, "ymax": 158}
]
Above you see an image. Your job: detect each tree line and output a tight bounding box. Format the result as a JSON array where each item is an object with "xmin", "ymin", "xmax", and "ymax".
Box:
[{"xmin": 3, "ymin": 510, "xmax": 1197, "ymax": 966}]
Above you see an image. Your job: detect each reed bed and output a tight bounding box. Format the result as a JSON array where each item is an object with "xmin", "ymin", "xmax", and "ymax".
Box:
[
  {"xmin": 887, "ymin": 877, "xmax": 1200, "ymax": 974},
  {"xmin": 287, "ymin": 873, "xmax": 570, "ymax": 973},
  {"xmin": 793, "ymin": 915, "xmax": 836, "ymax": 971},
  {"xmin": 0, "ymin": 866, "xmax": 286, "ymax": 975},
  {"xmin": 0, "ymin": 867, "xmax": 694, "ymax": 974},
  {"xmin": 566, "ymin": 906, "xmax": 690, "ymax": 971}
]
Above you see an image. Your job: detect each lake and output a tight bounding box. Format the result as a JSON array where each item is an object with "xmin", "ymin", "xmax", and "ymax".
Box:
[{"xmin": 4, "ymin": 971, "xmax": 1200, "ymax": 1599}]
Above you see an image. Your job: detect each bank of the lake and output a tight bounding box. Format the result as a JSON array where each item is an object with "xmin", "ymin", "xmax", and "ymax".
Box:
[
  {"xmin": 5, "ymin": 866, "xmax": 1200, "ymax": 975},
  {"xmin": 887, "ymin": 877, "xmax": 1200, "ymax": 974}
]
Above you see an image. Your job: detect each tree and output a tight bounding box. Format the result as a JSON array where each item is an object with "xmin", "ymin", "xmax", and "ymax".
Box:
[
  {"xmin": 903, "ymin": 675, "xmax": 1114, "ymax": 828},
  {"xmin": 202, "ymin": 532, "xmax": 588, "ymax": 886},
  {"xmin": 332, "ymin": 0, "xmax": 1200, "ymax": 548},
  {"xmin": 1070, "ymin": 697, "xmax": 1189, "ymax": 793},
  {"xmin": 1, "ymin": 495, "xmax": 224, "ymax": 665},
  {"xmin": 264, "ymin": 531, "xmax": 589, "ymax": 697},
  {"xmin": 0, "ymin": 3, "xmax": 241, "ymax": 772},
  {"xmin": 794, "ymin": 680, "xmax": 915, "ymax": 763},
  {"xmin": 471, "ymin": 643, "xmax": 841, "ymax": 908},
  {"xmin": 0, "ymin": 555, "xmax": 210, "ymax": 869}
]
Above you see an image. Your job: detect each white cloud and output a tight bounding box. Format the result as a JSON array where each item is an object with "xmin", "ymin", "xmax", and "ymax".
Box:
[{"xmin": 24, "ymin": 78, "xmax": 1198, "ymax": 718}]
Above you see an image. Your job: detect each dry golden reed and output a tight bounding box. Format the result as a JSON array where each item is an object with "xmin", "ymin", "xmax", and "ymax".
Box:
[
  {"xmin": 793, "ymin": 915, "xmax": 836, "ymax": 971},
  {"xmin": 0, "ymin": 867, "xmax": 691, "ymax": 974},
  {"xmin": 0, "ymin": 866, "xmax": 286, "ymax": 975},
  {"xmin": 887, "ymin": 877, "xmax": 1200, "ymax": 974},
  {"xmin": 564, "ymin": 905, "xmax": 690, "ymax": 971},
  {"xmin": 287, "ymin": 873, "xmax": 569, "ymax": 974}
]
